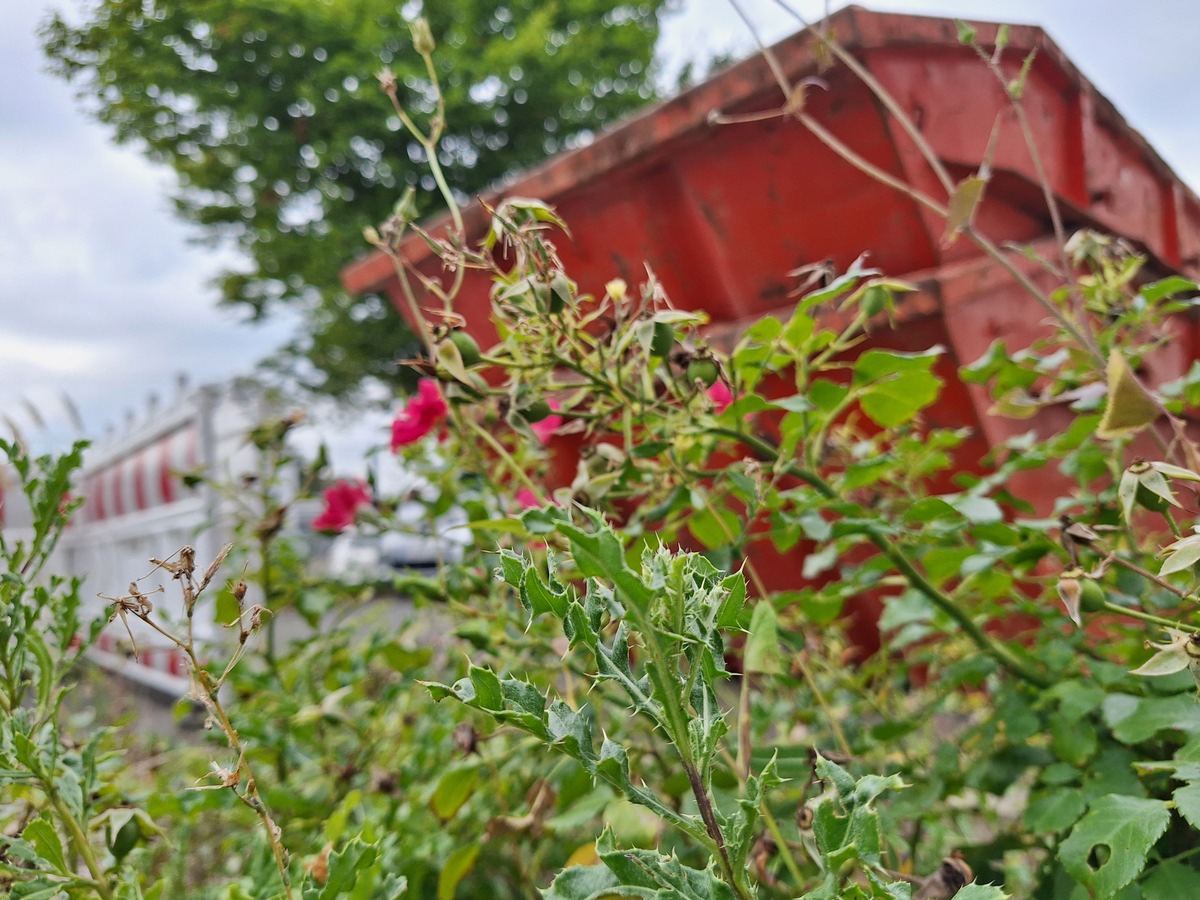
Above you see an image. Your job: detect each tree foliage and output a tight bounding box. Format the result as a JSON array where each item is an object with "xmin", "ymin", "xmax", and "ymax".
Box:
[{"xmin": 40, "ymin": 0, "xmax": 666, "ymax": 398}]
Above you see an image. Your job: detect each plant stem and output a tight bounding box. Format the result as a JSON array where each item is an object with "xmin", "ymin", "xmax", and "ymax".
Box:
[
  {"xmin": 712, "ymin": 425, "xmax": 1052, "ymax": 688},
  {"xmin": 50, "ymin": 793, "xmax": 114, "ymax": 900},
  {"xmin": 963, "ymin": 227, "xmax": 1102, "ymax": 364},
  {"xmin": 770, "ymin": 0, "xmax": 955, "ymax": 194},
  {"xmin": 684, "ymin": 761, "xmax": 754, "ymax": 900},
  {"xmin": 1106, "ymin": 553, "xmax": 1189, "ymax": 600},
  {"xmin": 797, "ymin": 113, "xmax": 947, "ymax": 219},
  {"xmin": 1100, "ymin": 601, "xmax": 1198, "ymax": 634},
  {"xmin": 759, "ymin": 800, "xmax": 806, "ymax": 887},
  {"xmin": 459, "ymin": 414, "xmax": 545, "ymax": 501}
]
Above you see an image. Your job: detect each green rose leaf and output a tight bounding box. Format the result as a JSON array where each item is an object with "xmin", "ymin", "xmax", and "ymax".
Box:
[{"xmin": 1059, "ymin": 794, "xmax": 1170, "ymax": 897}]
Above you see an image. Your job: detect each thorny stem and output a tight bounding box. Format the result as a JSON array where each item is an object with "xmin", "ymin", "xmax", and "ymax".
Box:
[
  {"xmin": 664, "ymin": 449, "xmax": 854, "ymax": 762},
  {"xmin": 971, "ymin": 45, "xmax": 1078, "ymax": 282},
  {"xmin": 725, "ymin": 0, "xmax": 792, "ymax": 98},
  {"xmin": 739, "ymin": 0, "xmax": 1114, "ymax": 372},
  {"xmin": 711, "ymin": 425, "xmax": 1052, "ymax": 689},
  {"xmin": 129, "ymin": 568, "xmax": 294, "ymax": 898},
  {"xmin": 610, "ymin": 563, "xmax": 750, "ymax": 896},
  {"xmin": 792, "ymin": 100, "xmax": 1104, "ymax": 366},
  {"xmin": 963, "ymin": 226, "xmax": 1102, "ymax": 364},
  {"xmin": 1163, "ymin": 508, "xmax": 1184, "ymax": 540},
  {"xmin": 769, "ymin": 0, "xmax": 956, "ymax": 196},
  {"xmin": 795, "ymin": 113, "xmax": 947, "ymax": 219},
  {"xmin": 203, "ymin": 692, "xmax": 293, "ymax": 897},
  {"xmin": 383, "ymin": 246, "xmax": 436, "ymax": 355},
  {"xmin": 685, "ymin": 762, "xmax": 754, "ymax": 900}
]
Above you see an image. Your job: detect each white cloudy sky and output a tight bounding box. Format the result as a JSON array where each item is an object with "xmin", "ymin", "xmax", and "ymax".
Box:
[{"xmin": 3, "ymin": 0, "xmax": 1200, "ymax": 472}]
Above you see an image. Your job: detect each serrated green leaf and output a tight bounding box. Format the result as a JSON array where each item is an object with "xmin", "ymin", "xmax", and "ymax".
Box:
[
  {"xmin": 853, "ymin": 348, "xmax": 943, "ymax": 427},
  {"xmin": 902, "ymin": 497, "xmax": 958, "ymax": 523},
  {"xmin": 716, "ymin": 573, "xmax": 746, "ymax": 628},
  {"xmin": 557, "ymin": 514, "xmax": 654, "ymax": 613},
  {"xmin": 523, "ymin": 567, "xmax": 570, "ymax": 619},
  {"xmin": 1059, "ymin": 794, "xmax": 1170, "ymax": 897},
  {"xmin": 467, "ymin": 666, "xmax": 504, "ymax": 711},
  {"xmin": 541, "ymin": 863, "xmax": 620, "ymax": 900},
  {"xmin": 1140, "ymin": 275, "xmax": 1198, "ymax": 303},
  {"xmin": 594, "ymin": 829, "xmax": 738, "ymax": 898},
  {"xmin": 947, "ymin": 495, "xmax": 1003, "ymax": 524},
  {"xmin": 1172, "ymin": 781, "xmax": 1200, "ymax": 831},
  {"xmin": 318, "ymin": 837, "xmax": 378, "ymax": 900},
  {"xmin": 688, "ymin": 505, "xmax": 740, "ymax": 551},
  {"xmin": 1103, "ymin": 693, "xmax": 1200, "ymax": 744},
  {"xmin": 808, "ymin": 379, "xmax": 849, "ymax": 413},
  {"xmin": 501, "ymin": 679, "xmax": 547, "ymax": 719},
  {"xmin": 1142, "ymin": 860, "xmax": 1200, "ymax": 897},
  {"xmin": 497, "ymin": 550, "xmax": 526, "ymax": 587}
]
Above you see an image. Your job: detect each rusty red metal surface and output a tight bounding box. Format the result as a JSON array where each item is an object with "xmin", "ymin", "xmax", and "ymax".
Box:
[
  {"xmin": 344, "ymin": 6, "xmax": 1199, "ymax": 320},
  {"xmin": 344, "ymin": 4, "xmax": 1200, "ymax": 469},
  {"xmin": 340, "ymin": 6, "xmax": 1200, "ymax": 650}
]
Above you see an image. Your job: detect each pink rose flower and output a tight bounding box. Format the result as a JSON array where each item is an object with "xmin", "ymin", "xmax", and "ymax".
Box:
[
  {"xmin": 391, "ymin": 379, "xmax": 449, "ymax": 450},
  {"xmin": 707, "ymin": 381, "xmax": 734, "ymax": 414},
  {"xmin": 514, "ymin": 487, "xmax": 541, "ymax": 509},
  {"xmin": 312, "ymin": 480, "xmax": 372, "ymax": 533}
]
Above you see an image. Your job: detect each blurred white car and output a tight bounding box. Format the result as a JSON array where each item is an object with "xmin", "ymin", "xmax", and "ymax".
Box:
[{"xmin": 324, "ymin": 500, "xmax": 467, "ymax": 581}]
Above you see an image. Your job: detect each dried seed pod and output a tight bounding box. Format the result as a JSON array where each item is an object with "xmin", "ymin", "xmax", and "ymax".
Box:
[{"xmin": 1057, "ymin": 567, "xmax": 1085, "ymax": 626}]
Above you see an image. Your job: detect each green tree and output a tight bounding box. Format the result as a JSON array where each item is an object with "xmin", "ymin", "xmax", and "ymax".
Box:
[{"xmin": 41, "ymin": 0, "xmax": 666, "ymax": 399}]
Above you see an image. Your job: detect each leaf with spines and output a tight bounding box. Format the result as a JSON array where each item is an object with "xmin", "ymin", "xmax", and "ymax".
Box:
[
  {"xmin": 727, "ymin": 756, "xmax": 782, "ymax": 870},
  {"xmin": 542, "ymin": 828, "xmax": 738, "ymax": 900},
  {"xmin": 953, "ymin": 886, "xmax": 1009, "ymax": 899},
  {"xmin": 557, "ymin": 510, "xmax": 655, "ymax": 613},
  {"xmin": 802, "ymin": 755, "xmax": 908, "ymax": 899},
  {"xmin": 425, "ymin": 669, "xmax": 702, "ymax": 840}
]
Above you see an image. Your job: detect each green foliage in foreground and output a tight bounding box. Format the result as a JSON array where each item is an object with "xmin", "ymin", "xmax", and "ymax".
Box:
[
  {"xmin": 12, "ymin": 17, "xmax": 1200, "ymax": 900},
  {"xmin": 9, "ymin": 231, "xmax": 1200, "ymax": 897}
]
